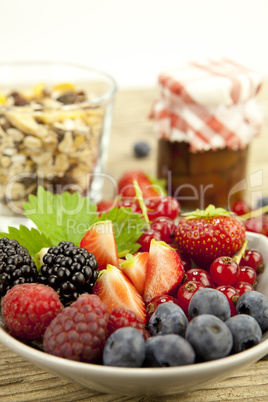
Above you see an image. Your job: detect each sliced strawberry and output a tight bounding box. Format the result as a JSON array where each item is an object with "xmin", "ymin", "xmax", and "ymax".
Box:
[
  {"xmin": 119, "ymin": 252, "xmax": 149, "ymax": 296},
  {"xmin": 93, "ymin": 264, "xmax": 146, "ymax": 323},
  {"xmin": 118, "ymin": 170, "xmax": 160, "ymax": 199},
  {"xmin": 80, "ymin": 221, "xmax": 119, "ymax": 270},
  {"xmin": 143, "ymin": 239, "xmax": 185, "ymax": 303}
]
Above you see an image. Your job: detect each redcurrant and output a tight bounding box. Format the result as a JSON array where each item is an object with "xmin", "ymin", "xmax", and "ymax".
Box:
[
  {"xmin": 233, "ymin": 281, "xmax": 254, "ymax": 296},
  {"xmin": 117, "ymin": 197, "xmax": 141, "ymax": 213},
  {"xmin": 237, "ymin": 266, "xmax": 257, "ymax": 286},
  {"xmin": 216, "ymin": 285, "xmax": 239, "ymax": 316},
  {"xmin": 174, "ymin": 250, "xmax": 192, "ymax": 271},
  {"xmin": 151, "ymin": 216, "xmax": 175, "ymax": 244},
  {"xmin": 210, "ymin": 256, "xmax": 240, "ymax": 286},
  {"xmin": 244, "ymin": 216, "xmax": 266, "ymax": 235},
  {"xmin": 146, "ymin": 196, "xmax": 180, "ymax": 220},
  {"xmin": 231, "ymin": 200, "xmax": 251, "ymax": 216},
  {"xmin": 145, "ymin": 294, "xmax": 179, "ymax": 322},
  {"xmin": 184, "ymin": 268, "xmax": 214, "ymax": 288},
  {"xmin": 177, "ymin": 280, "xmax": 205, "ymax": 314},
  {"xmin": 240, "ymin": 249, "xmax": 264, "ymax": 274},
  {"xmin": 138, "ymin": 229, "xmax": 161, "ymax": 252}
]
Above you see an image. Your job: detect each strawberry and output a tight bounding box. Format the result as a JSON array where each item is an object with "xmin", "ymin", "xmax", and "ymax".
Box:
[
  {"xmin": 118, "ymin": 170, "xmax": 160, "ymax": 199},
  {"xmin": 80, "ymin": 221, "xmax": 119, "ymax": 270},
  {"xmin": 97, "ymin": 200, "xmax": 116, "ymax": 215},
  {"xmin": 119, "ymin": 252, "xmax": 149, "ymax": 295},
  {"xmin": 93, "ymin": 264, "xmax": 146, "ymax": 323},
  {"xmin": 175, "ymin": 204, "xmax": 246, "ymax": 268},
  {"xmin": 143, "ymin": 239, "xmax": 185, "ymax": 303}
]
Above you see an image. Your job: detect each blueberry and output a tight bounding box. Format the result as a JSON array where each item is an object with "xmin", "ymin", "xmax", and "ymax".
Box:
[
  {"xmin": 225, "ymin": 314, "xmax": 262, "ymax": 354},
  {"xmin": 148, "ymin": 302, "xmax": 188, "ymax": 336},
  {"xmin": 185, "ymin": 314, "xmax": 233, "ymax": 361},
  {"xmin": 236, "ymin": 291, "xmax": 268, "ymax": 332},
  {"xmin": 144, "ymin": 334, "xmax": 195, "ymax": 367},
  {"xmin": 133, "ymin": 141, "xmax": 151, "ymax": 158},
  {"xmin": 188, "ymin": 288, "xmax": 231, "ymax": 321},
  {"xmin": 103, "ymin": 327, "xmax": 145, "ymax": 367},
  {"xmin": 256, "ymin": 196, "xmax": 268, "ymax": 212}
]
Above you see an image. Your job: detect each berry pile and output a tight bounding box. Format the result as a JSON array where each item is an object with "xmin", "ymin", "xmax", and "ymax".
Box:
[{"xmin": 0, "ymin": 169, "xmax": 268, "ymax": 370}]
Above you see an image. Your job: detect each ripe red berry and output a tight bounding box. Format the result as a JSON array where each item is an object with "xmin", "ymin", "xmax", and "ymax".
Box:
[
  {"xmin": 216, "ymin": 285, "xmax": 239, "ymax": 316},
  {"xmin": 210, "ymin": 256, "xmax": 240, "ymax": 286},
  {"xmin": 179, "ymin": 251, "xmax": 192, "ymax": 271},
  {"xmin": 244, "ymin": 216, "xmax": 266, "ymax": 235},
  {"xmin": 43, "ymin": 293, "xmax": 109, "ymax": 363},
  {"xmin": 151, "ymin": 216, "xmax": 176, "ymax": 244},
  {"xmin": 138, "ymin": 229, "xmax": 161, "ymax": 252},
  {"xmin": 108, "ymin": 307, "xmax": 149, "ymax": 340},
  {"xmin": 240, "ymin": 249, "xmax": 264, "ymax": 274},
  {"xmin": 117, "ymin": 197, "xmax": 141, "ymax": 213},
  {"xmin": 177, "ymin": 280, "xmax": 205, "ymax": 315},
  {"xmin": 1, "ymin": 283, "xmax": 64, "ymax": 340},
  {"xmin": 155, "ymin": 196, "xmax": 180, "ymax": 220},
  {"xmin": 237, "ymin": 266, "xmax": 257, "ymax": 286},
  {"xmin": 176, "ymin": 205, "xmax": 246, "ymax": 268},
  {"xmin": 97, "ymin": 200, "xmax": 116, "ymax": 215},
  {"xmin": 146, "ymin": 196, "xmax": 180, "ymax": 220},
  {"xmin": 185, "ymin": 268, "xmax": 214, "ymax": 288},
  {"xmin": 145, "ymin": 294, "xmax": 180, "ymax": 322},
  {"xmin": 233, "ymin": 281, "xmax": 254, "ymax": 296},
  {"xmin": 232, "ymin": 200, "xmax": 251, "ymax": 216}
]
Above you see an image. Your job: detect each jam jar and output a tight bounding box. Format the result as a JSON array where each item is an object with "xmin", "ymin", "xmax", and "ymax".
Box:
[{"xmin": 151, "ymin": 58, "xmax": 263, "ymax": 211}]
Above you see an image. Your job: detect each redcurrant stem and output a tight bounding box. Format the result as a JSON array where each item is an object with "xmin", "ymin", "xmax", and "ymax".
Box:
[
  {"xmin": 133, "ymin": 180, "xmax": 150, "ymax": 229},
  {"xmin": 233, "ymin": 240, "xmax": 248, "ymax": 265},
  {"xmin": 239, "ymin": 205, "xmax": 268, "ymax": 221}
]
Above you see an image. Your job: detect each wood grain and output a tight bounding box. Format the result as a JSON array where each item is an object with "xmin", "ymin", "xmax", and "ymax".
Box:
[{"xmin": 0, "ymin": 85, "xmax": 268, "ymax": 401}]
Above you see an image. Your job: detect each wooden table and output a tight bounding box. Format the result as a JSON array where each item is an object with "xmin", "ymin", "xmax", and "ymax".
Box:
[{"xmin": 1, "ymin": 86, "xmax": 268, "ymax": 401}]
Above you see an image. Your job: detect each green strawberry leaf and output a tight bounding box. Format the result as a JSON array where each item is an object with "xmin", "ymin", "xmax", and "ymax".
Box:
[
  {"xmin": 99, "ymin": 207, "xmax": 145, "ymax": 257},
  {"xmin": 182, "ymin": 204, "xmax": 231, "ymax": 219},
  {"xmin": 0, "ymin": 226, "xmax": 53, "ymax": 258},
  {"xmin": 23, "ymin": 186, "xmax": 98, "ymax": 246},
  {"xmin": 120, "ymin": 253, "xmax": 135, "ymax": 267}
]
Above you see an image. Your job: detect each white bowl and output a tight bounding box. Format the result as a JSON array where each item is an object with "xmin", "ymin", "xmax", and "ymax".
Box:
[{"xmin": 0, "ymin": 231, "xmax": 268, "ymax": 396}]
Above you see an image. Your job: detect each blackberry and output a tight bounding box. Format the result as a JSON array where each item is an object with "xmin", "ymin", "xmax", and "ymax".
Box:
[
  {"xmin": 39, "ymin": 241, "xmax": 98, "ymax": 305},
  {"xmin": 0, "ymin": 237, "xmax": 39, "ymax": 297}
]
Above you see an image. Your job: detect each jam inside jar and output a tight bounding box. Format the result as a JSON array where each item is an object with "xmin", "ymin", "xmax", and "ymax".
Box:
[{"xmin": 157, "ymin": 139, "xmax": 249, "ymax": 211}]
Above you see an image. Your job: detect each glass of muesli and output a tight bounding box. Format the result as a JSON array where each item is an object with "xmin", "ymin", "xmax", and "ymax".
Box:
[{"xmin": 0, "ymin": 61, "xmax": 117, "ymax": 214}]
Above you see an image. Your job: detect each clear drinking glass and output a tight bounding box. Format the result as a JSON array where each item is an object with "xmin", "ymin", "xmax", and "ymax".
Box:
[{"xmin": 0, "ymin": 61, "xmax": 117, "ymax": 215}]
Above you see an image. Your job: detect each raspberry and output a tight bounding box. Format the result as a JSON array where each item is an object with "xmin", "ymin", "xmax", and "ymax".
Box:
[
  {"xmin": 43, "ymin": 293, "xmax": 109, "ymax": 363},
  {"xmin": 107, "ymin": 307, "xmax": 150, "ymax": 340},
  {"xmin": 0, "ymin": 237, "xmax": 39, "ymax": 296},
  {"xmin": 1, "ymin": 283, "xmax": 64, "ymax": 340}
]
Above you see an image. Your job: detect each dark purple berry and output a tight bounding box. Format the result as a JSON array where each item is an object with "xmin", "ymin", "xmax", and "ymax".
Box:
[
  {"xmin": 0, "ymin": 237, "xmax": 38, "ymax": 296},
  {"xmin": 40, "ymin": 241, "xmax": 98, "ymax": 305}
]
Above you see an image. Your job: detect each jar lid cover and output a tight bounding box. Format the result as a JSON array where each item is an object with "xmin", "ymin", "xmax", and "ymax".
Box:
[{"xmin": 159, "ymin": 58, "xmax": 262, "ymax": 107}]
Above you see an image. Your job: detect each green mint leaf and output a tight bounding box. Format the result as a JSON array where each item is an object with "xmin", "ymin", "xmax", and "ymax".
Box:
[
  {"xmin": 99, "ymin": 207, "xmax": 145, "ymax": 257},
  {"xmin": 23, "ymin": 186, "xmax": 98, "ymax": 246},
  {"xmin": 0, "ymin": 226, "xmax": 53, "ymax": 258}
]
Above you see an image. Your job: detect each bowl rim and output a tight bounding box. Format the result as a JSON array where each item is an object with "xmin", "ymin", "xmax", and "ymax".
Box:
[
  {"xmin": 0, "ymin": 318, "xmax": 268, "ymax": 379},
  {"xmin": 0, "ymin": 60, "xmax": 118, "ymax": 111}
]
